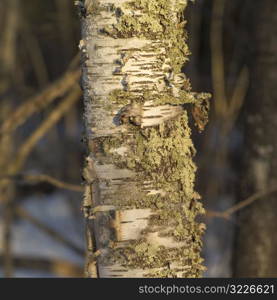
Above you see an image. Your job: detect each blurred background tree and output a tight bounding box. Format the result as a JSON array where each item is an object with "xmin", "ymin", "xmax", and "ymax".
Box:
[
  {"xmin": 0, "ymin": 0, "xmax": 84, "ymax": 277},
  {"xmin": 0, "ymin": 0, "xmax": 276, "ymax": 277},
  {"xmin": 188, "ymin": 0, "xmax": 277, "ymax": 277},
  {"xmin": 233, "ymin": 0, "xmax": 277, "ymax": 277}
]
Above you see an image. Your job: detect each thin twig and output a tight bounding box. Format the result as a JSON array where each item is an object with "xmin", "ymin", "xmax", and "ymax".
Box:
[
  {"xmin": 8, "ymin": 86, "xmax": 81, "ymax": 174},
  {"xmin": 210, "ymin": 0, "xmax": 227, "ymax": 117},
  {"xmin": 228, "ymin": 66, "xmax": 249, "ymax": 118},
  {"xmin": 0, "ymin": 68, "xmax": 81, "ymax": 136},
  {"xmin": 21, "ymin": 173, "xmax": 83, "ymax": 192},
  {"xmin": 202, "ymin": 2, "xmax": 248, "ymax": 210},
  {"xmin": 0, "ymin": 173, "xmax": 83, "ymax": 192},
  {"xmin": 67, "ymin": 52, "xmax": 81, "ymax": 71},
  {"xmin": 0, "ymin": 87, "xmax": 81, "ymax": 275},
  {"xmin": 0, "ymin": 255, "xmax": 83, "ymax": 277},
  {"xmin": 21, "ymin": 17, "xmax": 49, "ymax": 87},
  {"xmin": 14, "ymin": 206, "xmax": 85, "ymax": 257},
  {"xmin": 1, "ymin": 0, "xmax": 18, "ymax": 74},
  {"xmin": 206, "ymin": 185, "xmax": 277, "ymax": 220}
]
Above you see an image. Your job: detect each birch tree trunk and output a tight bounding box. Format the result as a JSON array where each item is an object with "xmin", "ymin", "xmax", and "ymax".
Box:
[
  {"xmin": 234, "ymin": 0, "xmax": 277, "ymax": 277},
  {"xmin": 78, "ymin": 0, "xmax": 210, "ymax": 278}
]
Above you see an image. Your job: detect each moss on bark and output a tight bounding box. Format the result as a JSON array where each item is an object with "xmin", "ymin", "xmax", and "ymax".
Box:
[{"xmin": 81, "ymin": 0, "xmax": 210, "ymax": 277}]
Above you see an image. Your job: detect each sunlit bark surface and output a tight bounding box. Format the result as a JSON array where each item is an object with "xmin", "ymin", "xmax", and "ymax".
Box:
[{"xmin": 80, "ymin": 0, "xmax": 210, "ymax": 278}]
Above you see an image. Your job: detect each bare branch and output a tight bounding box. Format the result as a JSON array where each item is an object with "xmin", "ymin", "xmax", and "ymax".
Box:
[
  {"xmin": 0, "ymin": 173, "xmax": 83, "ymax": 192},
  {"xmin": 206, "ymin": 184, "xmax": 277, "ymax": 220},
  {"xmin": 14, "ymin": 206, "xmax": 85, "ymax": 257},
  {"xmin": 21, "ymin": 17, "xmax": 49, "ymax": 87},
  {"xmin": 21, "ymin": 173, "xmax": 83, "ymax": 192},
  {"xmin": 228, "ymin": 66, "xmax": 249, "ymax": 118},
  {"xmin": 8, "ymin": 86, "xmax": 81, "ymax": 174},
  {"xmin": 210, "ymin": 0, "xmax": 227, "ymax": 117},
  {"xmin": 0, "ymin": 69, "xmax": 81, "ymax": 136},
  {"xmin": 1, "ymin": 0, "xmax": 18, "ymax": 74},
  {"xmin": 0, "ymin": 255, "xmax": 83, "ymax": 277}
]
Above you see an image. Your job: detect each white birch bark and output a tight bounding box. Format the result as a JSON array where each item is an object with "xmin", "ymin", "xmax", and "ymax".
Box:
[{"xmin": 79, "ymin": 0, "xmax": 210, "ymax": 278}]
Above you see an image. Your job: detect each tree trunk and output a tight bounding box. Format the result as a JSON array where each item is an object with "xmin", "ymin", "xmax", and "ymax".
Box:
[
  {"xmin": 0, "ymin": 0, "xmax": 19, "ymax": 277},
  {"xmin": 234, "ymin": 0, "xmax": 277, "ymax": 277},
  {"xmin": 79, "ymin": 0, "xmax": 210, "ymax": 278}
]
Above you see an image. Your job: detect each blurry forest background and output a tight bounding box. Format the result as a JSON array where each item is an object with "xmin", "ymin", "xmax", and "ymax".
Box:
[{"xmin": 0, "ymin": 0, "xmax": 276, "ymax": 277}]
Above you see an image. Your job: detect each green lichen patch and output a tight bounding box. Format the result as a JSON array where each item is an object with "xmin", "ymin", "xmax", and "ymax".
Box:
[
  {"xmin": 83, "ymin": 0, "xmax": 101, "ymax": 17},
  {"xmin": 98, "ymin": 113, "xmax": 206, "ymax": 276},
  {"xmin": 101, "ymin": 0, "xmax": 190, "ymax": 73},
  {"xmin": 102, "ymin": 112, "xmax": 206, "ymax": 216},
  {"xmin": 108, "ymin": 89, "xmax": 132, "ymax": 106},
  {"xmin": 103, "ymin": 237, "xmax": 205, "ymax": 277},
  {"xmin": 83, "ymin": 0, "xmax": 210, "ymax": 278}
]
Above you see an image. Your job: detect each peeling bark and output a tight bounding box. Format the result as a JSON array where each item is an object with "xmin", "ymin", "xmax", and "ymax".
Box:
[{"xmin": 79, "ymin": 0, "xmax": 210, "ymax": 278}]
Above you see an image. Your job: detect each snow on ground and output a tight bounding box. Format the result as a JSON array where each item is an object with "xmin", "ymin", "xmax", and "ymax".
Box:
[
  {"xmin": 0, "ymin": 192, "xmax": 84, "ymax": 277},
  {"xmin": 0, "ymin": 192, "xmax": 234, "ymax": 277},
  {"xmin": 203, "ymin": 196, "xmax": 235, "ymax": 277}
]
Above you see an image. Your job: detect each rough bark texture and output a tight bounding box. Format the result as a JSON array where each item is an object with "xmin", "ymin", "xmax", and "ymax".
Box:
[
  {"xmin": 234, "ymin": 0, "xmax": 277, "ymax": 277},
  {"xmin": 79, "ymin": 0, "xmax": 210, "ymax": 278}
]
